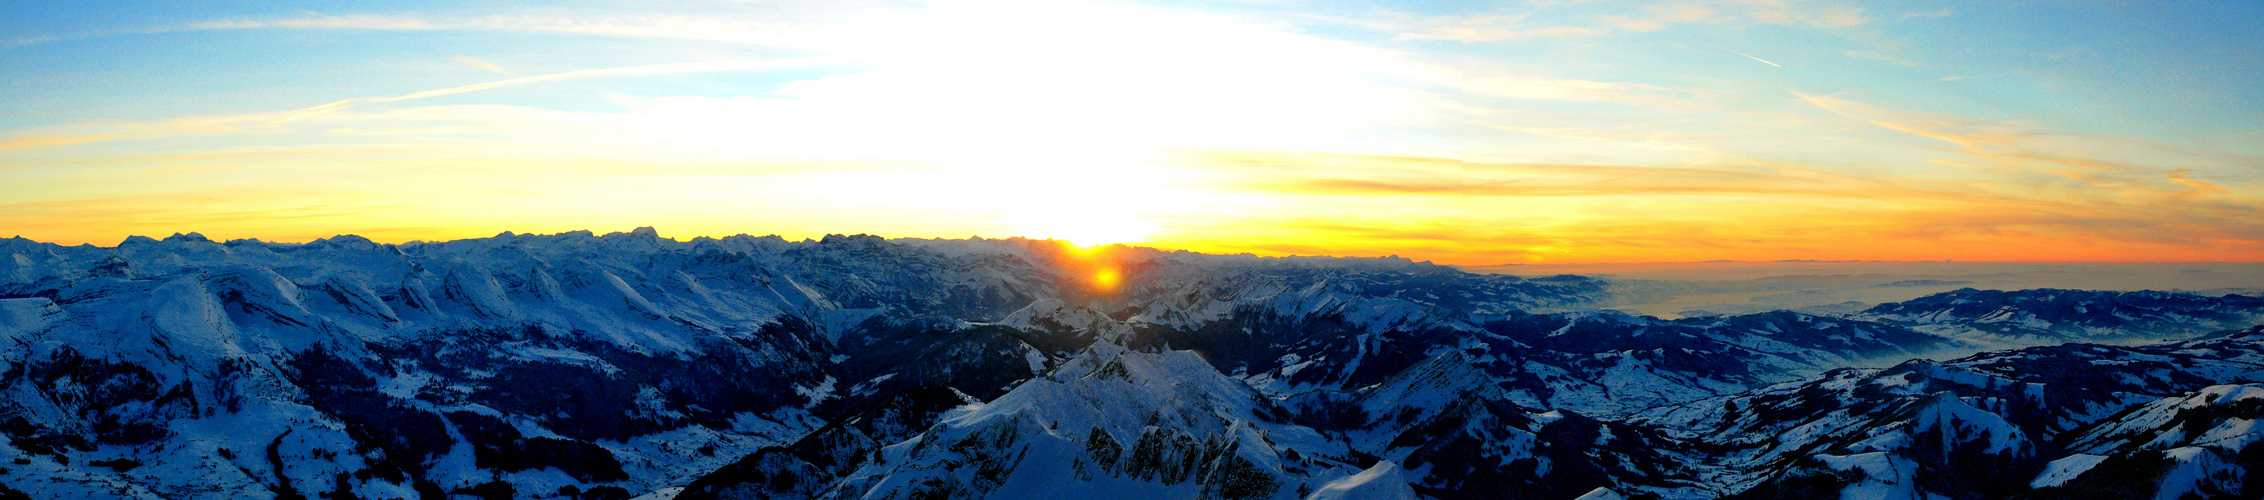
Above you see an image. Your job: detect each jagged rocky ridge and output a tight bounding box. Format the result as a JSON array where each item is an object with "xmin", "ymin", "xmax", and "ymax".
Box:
[{"xmin": 0, "ymin": 231, "xmax": 2259, "ymax": 499}]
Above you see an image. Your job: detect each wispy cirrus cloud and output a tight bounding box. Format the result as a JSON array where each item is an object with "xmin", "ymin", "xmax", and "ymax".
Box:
[
  {"xmin": 1460, "ymin": 72, "xmax": 1720, "ymax": 110},
  {"xmin": 1794, "ymin": 91, "xmax": 2264, "ymax": 193},
  {"xmin": 261, "ymin": 58, "xmax": 840, "ymax": 124},
  {"xmin": 449, "ymin": 55, "xmax": 516, "ymax": 75},
  {"xmin": 8, "ymin": 11, "xmax": 843, "ymax": 51},
  {"xmin": 1162, "ymin": 115, "xmax": 2264, "ymax": 263},
  {"xmin": 184, "ymin": 13, "xmax": 815, "ymax": 46},
  {"xmin": 0, "ymin": 134, "xmax": 120, "ymax": 152},
  {"xmin": 1383, "ymin": 1, "xmax": 1875, "ymax": 43},
  {"xmin": 0, "ymin": 57, "xmax": 840, "ymax": 153},
  {"xmin": 1391, "ymin": 14, "xmax": 1609, "ymax": 42}
]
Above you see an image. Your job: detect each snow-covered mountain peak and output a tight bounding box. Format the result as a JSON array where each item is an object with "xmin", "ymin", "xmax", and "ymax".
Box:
[
  {"xmin": 999, "ymin": 298, "xmax": 1130, "ymax": 342},
  {"xmin": 822, "ymin": 345, "xmax": 1350, "ymax": 500},
  {"xmin": 976, "ymin": 343, "xmax": 1277, "ymax": 439},
  {"xmin": 1348, "ymin": 350, "xmax": 1513, "ymax": 418}
]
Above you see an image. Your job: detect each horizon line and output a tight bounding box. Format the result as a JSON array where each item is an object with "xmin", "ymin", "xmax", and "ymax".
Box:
[{"xmin": 10, "ymin": 228, "xmax": 2264, "ymax": 266}]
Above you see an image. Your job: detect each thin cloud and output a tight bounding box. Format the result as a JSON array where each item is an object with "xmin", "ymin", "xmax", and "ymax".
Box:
[
  {"xmin": 1901, "ymin": 8, "xmax": 1957, "ymax": 20},
  {"xmin": 1708, "ymin": 43, "xmax": 1783, "ymax": 68},
  {"xmin": 450, "ymin": 55, "xmax": 516, "ymax": 75},
  {"xmin": 1172, "ymin": 141, "xmax": 2264, "ymax": 263},
  {"xmin": 2165, "ymin": 169, "xmax": 2230, "ymax": 194},
  {"xmin": 1461, "ymin": 73, "xmax": 1718, "ymax": 109},
  {"xmin": 5, "ymin": 13, "xmax": 824, "ymax": 51},
  {"xmin": 0, "ymin": 57, "xmax": 837, "ymax": 150},
  {"xmin": 265, "ymin": 58, "xmax": 837, "ymax": 124},
  {"xmin": 1846, "ymin": 50, "xmax": 1920, "ymax": 66},
  {"xmin": 1790, "ymin": 92, "xmax": 2262, "ymax": 244},
  {"xmin": 184, "ymin": 14, "xmax": 809, "ymax": 46},
  {"xmin": 1385, "ymin": 2, "xmax": 1871, "ymax": 43},
  {"xmin": 1392, "ymin": 14, "xmax": 1610, "ymax": 42},
  {"xmin": 0, "ymin": 134, "xmax": 120, "ymax": 151}
]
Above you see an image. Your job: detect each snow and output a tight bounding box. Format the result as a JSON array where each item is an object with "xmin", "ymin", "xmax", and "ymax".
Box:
[
  {"xmin": 0, "ymin": 298, "xmax": 64, "ymax": 343},
  {"xmin": 849, "ymin": 373, "xmax": 899, "ymax": 397},
  {"xmin": 2154, "ymin": 446, "xmax": 2240, "ymax": 500},
  {"xmin": 2200, "ymin": 384, "xmax": 2264, "ymax": 404},
  {"xmin": 501, "ymin": 344, "xmax": 618, "ymax": 372},
  {"xmin": 21, "ymin": 231, "xmax": 2264, "ymax": 499},
  {"xmin": 1572, "ymin": 487, "xmax": 1627, "ymax": 500},
  {"xmin": 2190, "ymin": 418, "xmax": 2260, "ymax": 450},
  {"xmin": 1904, "ymin": 394, "xmax": 2031, "ymax": 456},
  {"xmin": 794, "ymin": 375, "xmax": 840, "ymax": 408},
  {"xmin": 376, "ymin": 369, "xmax": 436, "ymax": 399},
  {"xmin": 828, "ymin": 344, "xmax": 1356, "ymax": 499},
  {"xmin": 2030, "ymin": 454, "xmax": 2107, "ymax": 488},
  {"xmin": 1817, "ymin": 452, "xmax": 1928, "ymax": 500},
  {"xmin": 1306, "ymin": 461, "xmax": 1415, "ymax": 500},
  {"xmin": 2069, "ymin": 383, "xmax": 2264, "ymax": 456}
]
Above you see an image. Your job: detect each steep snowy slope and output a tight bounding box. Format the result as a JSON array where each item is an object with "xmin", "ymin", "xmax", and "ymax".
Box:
[
  {"xmin": 1287, "ymin": 352, "xmax": 1693, "ymax": 499},
  {"xmin": 2022, "ymin": 383, "xmax": 2264, "ymax": 498},
  {"xmin": 675, "ymin": 384, "xmax": 981, "ymax": 500},
  {"xmin": 773, "ymin": 343, "xmax": 1364, "ymax": 500}
]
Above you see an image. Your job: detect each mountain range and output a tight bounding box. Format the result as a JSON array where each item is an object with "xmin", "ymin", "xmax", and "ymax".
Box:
[{"xmin": 1, "ymin": 230, "xmax": 2258, "ymax": 499}]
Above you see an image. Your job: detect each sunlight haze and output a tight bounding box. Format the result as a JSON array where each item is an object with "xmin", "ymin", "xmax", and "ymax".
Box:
[{"xmin": 4, "ymin": 0, "xmax": 2260, "ymax": 264}]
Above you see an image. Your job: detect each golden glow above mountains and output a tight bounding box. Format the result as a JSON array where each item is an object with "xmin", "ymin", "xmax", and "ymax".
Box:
[{"xmin": 2, "ymin": 1, "xmax": 2259, "ymax": 264}]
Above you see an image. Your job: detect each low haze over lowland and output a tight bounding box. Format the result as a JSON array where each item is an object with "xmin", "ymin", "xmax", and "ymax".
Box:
[{"xmin": 4, "ymin": 1, "xmax": 2263, "ymax": 499}]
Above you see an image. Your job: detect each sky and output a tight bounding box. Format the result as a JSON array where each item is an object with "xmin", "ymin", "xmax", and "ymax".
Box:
[{"xmin": 2, "ymin": 0, "xmax": 2260, "ymax": 265}]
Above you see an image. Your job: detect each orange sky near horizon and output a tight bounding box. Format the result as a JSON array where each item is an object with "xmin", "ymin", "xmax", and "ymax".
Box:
[{"xmin": 4, "ymin": 1, "xmax": 2261, "ymax": 266}]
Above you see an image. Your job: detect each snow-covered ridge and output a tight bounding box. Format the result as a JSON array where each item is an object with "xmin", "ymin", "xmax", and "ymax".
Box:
[
  {"xmin": 7, "ymin": 230, "xmax": 2258, "ymax": 499},
  {"xmin": 0, "ymin": 230, "xmax": 1608, "ymax": 499},
  {"xmin": 2028, "ymin": 383, "xmax": 2264, "ymax": 497}
]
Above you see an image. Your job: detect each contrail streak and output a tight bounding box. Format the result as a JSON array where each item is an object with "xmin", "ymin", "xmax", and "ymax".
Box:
[
  {"xmin": 264, "ymin": 57, "xmax": 841, "ymax": 125},
  {"xmin": 1706, "ymin": 43, "xmax": 1782, "ymax": 68}
]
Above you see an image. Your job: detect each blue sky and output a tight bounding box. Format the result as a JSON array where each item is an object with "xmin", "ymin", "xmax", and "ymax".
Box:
[{"xmin": 3, "ymin": 0, "xmax": 2259, "ymax": 263}]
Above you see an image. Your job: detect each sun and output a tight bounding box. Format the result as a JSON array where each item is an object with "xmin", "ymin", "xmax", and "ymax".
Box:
[{"xmin": 1091, "ymin": 267, "xmax": 1122, "ymax": 290}]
